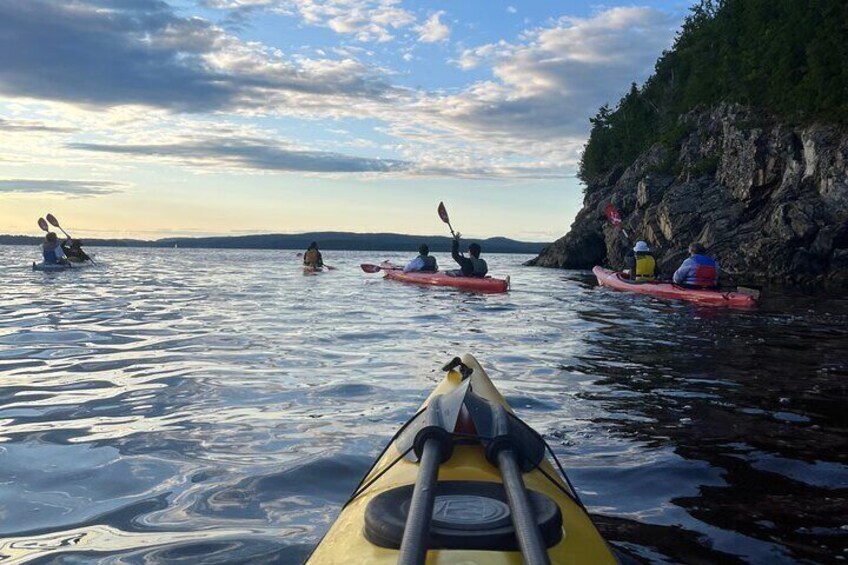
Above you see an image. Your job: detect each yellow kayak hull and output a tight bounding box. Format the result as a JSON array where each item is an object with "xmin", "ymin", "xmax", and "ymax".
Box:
[{"xmin": 307, "ymin": 354, "xmax": 618, "ymax": 564}]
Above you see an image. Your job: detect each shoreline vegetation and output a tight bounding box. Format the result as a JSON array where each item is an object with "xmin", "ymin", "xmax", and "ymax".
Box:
[{"xmin": 3, "ymin": 232, "xmax": 544, "ymax": 254}]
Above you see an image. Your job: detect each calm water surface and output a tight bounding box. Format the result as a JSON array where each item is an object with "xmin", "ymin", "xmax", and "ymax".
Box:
[{"xmin": 0, "ymin": 246, "xmax": 846, "ymax": 564}]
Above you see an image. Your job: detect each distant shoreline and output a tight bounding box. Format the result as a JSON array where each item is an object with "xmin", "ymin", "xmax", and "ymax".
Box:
[{"xmin": 1, "ymin": 231, "xmax": 547, "ymax": 254}]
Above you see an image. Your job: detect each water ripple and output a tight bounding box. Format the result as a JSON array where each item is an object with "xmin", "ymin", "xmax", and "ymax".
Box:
[{"xmin": 0, "ymin": 246, "xmax": 846, "ymax": 563}]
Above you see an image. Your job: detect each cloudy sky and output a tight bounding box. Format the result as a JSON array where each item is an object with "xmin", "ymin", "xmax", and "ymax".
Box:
[{"xmin": 0, "ymin": 0, "xmax": 687, "ymax": 241}]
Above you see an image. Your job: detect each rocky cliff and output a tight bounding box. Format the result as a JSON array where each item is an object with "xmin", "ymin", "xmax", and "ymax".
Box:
[{"xmin": 527, "ymin": 105, "xmax": 848, "ymax": 287}]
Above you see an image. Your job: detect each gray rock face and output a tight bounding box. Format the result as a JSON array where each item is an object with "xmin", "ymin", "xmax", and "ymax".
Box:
[{"xmin": 526, "ymin": 105, "xmax": 848, "ymax": 287}]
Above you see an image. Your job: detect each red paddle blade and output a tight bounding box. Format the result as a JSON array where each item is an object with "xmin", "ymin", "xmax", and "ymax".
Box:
[
  {"xmin": 360, "ymin": 263, "xmax": 382, "ymax": 273},
  {"xmin": 437, "ymin": 201, "xmax": 450, "ymax": 224},
  {"xmin": 604, "ymin": 203, "xmax": 622, "ymax": 227},
  {"xmin": 37, "ymin": 218, "xmax": 49, "ymax": 231},
  {"xmin": 46, "ymin": 213, "xmax": 60, "ymax": 227}
]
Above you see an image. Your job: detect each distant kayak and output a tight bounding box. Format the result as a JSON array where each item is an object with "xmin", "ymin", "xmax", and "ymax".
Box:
[
  {"xmin": 32, "ymin": 258, "xmax": 95, "ymax": 272},
  {"xmin": 306, "ymin": 354, "xmax": 617, "ymax": 564},
  {"xmin": 381, "ymin": 262, "xmax": 509, "ymax": 293},
  {"xmin": 593, "ymin": 266, "xmax": 757, "ymax": 307}
]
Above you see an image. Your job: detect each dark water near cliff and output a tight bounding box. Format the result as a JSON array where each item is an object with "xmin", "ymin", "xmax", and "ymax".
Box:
[{"xmin": 0, "ymin": 246, "xmax": 846, "ymax": 564}]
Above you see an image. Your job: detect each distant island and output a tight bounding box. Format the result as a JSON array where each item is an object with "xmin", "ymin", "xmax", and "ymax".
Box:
[{"xmin": 0, "ymin": 232, "xmax": 545, "ymax": 254}]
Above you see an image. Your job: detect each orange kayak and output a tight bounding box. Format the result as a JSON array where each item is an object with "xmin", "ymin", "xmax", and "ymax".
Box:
[
  {"xmin": 593, "ymin": 266, "xmax": 757, "ymax": 307},
  {"xmin": 382, "ymin": 262, "xmax": 509, "ymax": 293}
]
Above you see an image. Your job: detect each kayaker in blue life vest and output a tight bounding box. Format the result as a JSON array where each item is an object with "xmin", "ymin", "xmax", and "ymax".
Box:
[
  {"xmin": 42, "ymin": 232, "xmax": 68, "ymax": 265},
  {"xmin": 303, "ymin": 241, "xmax": 324, "ymax": 269},
  {"xmin": 673, "ymin": 242, "xmax": 720, "ymax": 288},
  {"xmin": 404, "ymin": 244, "xmax": 438, "ymax": 273},
  {"xmin": 624, "ymin": 241, "xmax": 657, "ymax": 282},
  {"xmin": 448, "ymin": 234, "xmax": 488, "ymax": 277}
]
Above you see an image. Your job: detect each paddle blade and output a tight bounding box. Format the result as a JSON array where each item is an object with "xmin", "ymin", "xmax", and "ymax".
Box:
[
  {"xmin": 360, "ymin": 263, "xmax": 382, "ymax": 273},
  {"xmin": 437, "ymin": 201, "xmax": 450, "ymax": 224},
  {"xmin": 37, "ymin": 218, "xmax": 49, "ymax": 231},
  {"xmin": 604, "ymin": 203, "xmax": 622, "ymax": 227},
  {"xmin": 46, "ymin": 213, "xmax": 60, "ymax": 227},
  {"xmin": 325, "ymin": 265, "xmax": 337, "ymax": 271}
]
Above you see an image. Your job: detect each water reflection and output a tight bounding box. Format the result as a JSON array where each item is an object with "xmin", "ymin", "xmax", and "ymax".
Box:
[{"xmin": 0, "ymin": 245, "xmax": 845, "ymax": 563}]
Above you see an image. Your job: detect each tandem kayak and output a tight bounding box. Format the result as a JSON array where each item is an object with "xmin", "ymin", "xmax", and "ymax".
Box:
[
  {"xmin": 382, "ymin": 262, "xmax": 509, "ymax": 293},
  {"xmin": 307, "ymin": 354, "xmax": 617, "ymax": 564},
  {"xmin": 593, "ymin": 266, "xmax": 758, "ymax": 307},
  {"xmin": 32, "ymin": 259, "xmax": 94, "ymax": 272}
]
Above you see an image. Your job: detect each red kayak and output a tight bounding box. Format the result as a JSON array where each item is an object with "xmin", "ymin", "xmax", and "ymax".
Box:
[
  {"xmin": 593, "ymin": 266, "xmax": 758, "ymax": 307},
  {"xmin": 382, "ymin": 262, "xmax": 509, "ymax": 293}
]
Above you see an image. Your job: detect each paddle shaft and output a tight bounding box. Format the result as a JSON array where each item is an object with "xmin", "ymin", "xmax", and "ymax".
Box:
[
  {"xmin": 397, "ymin": 438, "xmax": 441, "ymax": 565},
  {"xmin": 497, "ymin": 448, "xmax": 551, "ymax": 565}
]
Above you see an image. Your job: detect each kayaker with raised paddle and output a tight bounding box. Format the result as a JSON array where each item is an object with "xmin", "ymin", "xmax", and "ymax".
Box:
[
  {"xmin": 624, "ymin": 240, "xmax": 657, "ymax": 282},
  {"xmin": 673, "ymin": 242, "xmax": 720, "ymax": 288},
  {"xmin": 403, "ymin": 244, "xmax": 438, "ymax": 273},
  {"xmin": 303, "ymin": 241, "xmax": 324, "ymax": 270},
  {"xmin": 448, "ymin": 234, "xmax": 488, "ymax": 278},
  {"xmin": 42, "ymin": 232, "xmax": 68, "ymax": 265}
]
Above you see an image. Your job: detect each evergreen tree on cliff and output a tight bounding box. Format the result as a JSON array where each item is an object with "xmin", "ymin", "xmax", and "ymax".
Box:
[{"xmin": 579, "ymin": 0, "xmax": 848, "ymax": 183}]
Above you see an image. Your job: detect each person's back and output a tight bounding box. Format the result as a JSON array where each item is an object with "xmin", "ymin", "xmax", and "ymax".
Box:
[
  {"xmin": 673, "ymin": 243, "xmax": 719, "ymax": 288},
  {"xmin": 404, "ymin": 244, "xmax": 438, "ymax": 273},
  {"xmin": 42, "ymin": 233, "xmax": 66, "ymax": 264},
  {"xmin": 625, "ymin": 241, "xmax": 657, "ymax": 282},
  {"xmin": 303, "ymin": 242, "xmax": 323, "ymax": 268},
  {"xmin": 64, "ymin": 239, "xmax": 89, "ymax": 262},
  {"xmin": 451, "ymin": 238, "xmax": 487, "ymax": 277}
]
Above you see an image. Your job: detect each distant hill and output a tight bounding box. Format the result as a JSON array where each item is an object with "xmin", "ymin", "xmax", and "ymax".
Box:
[{"xmin": 1, "ymin": 232, "xmax": 545, "ymax": 254}]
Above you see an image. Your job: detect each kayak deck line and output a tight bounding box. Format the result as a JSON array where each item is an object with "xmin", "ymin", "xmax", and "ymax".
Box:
[
  {"xmin": 593, "ymin": 265, "xmax": 758, "ymax": 307},
  {"xmin": 306, "ymin": 354, "xmax": 617, "ymax": 564}
]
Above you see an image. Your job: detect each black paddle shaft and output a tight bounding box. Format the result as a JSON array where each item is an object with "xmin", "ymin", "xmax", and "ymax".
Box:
[
  {"xmin": 397, "ymin": 438, "xmax": 441, "ymax": 565},
  {"xmin": 497, "ymin": 447, "xmax": 551, "ymax": 565}
]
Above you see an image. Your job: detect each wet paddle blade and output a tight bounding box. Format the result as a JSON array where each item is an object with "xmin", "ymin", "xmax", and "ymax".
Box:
[
  {"xmin": 360, "ymin": 263, "xmax": 382, "ymax": 273},
  {"xmin": 46, "ymin": 213, "xmax": 60, "ymax": 227},
  {"xmin": 437, "ymin": 201, "xmax": 450, "ymax": 224},
  {"xmin": 37, "ymin": 218, "xmax": 49, "ymax": 231}
]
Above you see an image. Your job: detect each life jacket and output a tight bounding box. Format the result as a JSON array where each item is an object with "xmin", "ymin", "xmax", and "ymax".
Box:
[
  {"xmin": 420, "ymin": 255, "xmax": 437, "ymax": 272},
  {"xmin": 687, "ymin": 254, "xmax": 718, "ymax": 287},
  {"xmin": 469, "ymin": 257, "xmax": 488, "ymax": 277},
  {"xmin": 634, "ymin": 253, "xmax": 656, "ymax": 281},
  {"xmin": 303, "ymin": 248, "xmax": 320, "ymax": 266},
  {"xmin": 42, "ymin": 243, "xmax": 59, "ymax": 264}
]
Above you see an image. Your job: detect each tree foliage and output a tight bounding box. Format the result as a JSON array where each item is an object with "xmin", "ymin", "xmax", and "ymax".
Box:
[{"xmin": 578, "ymin": 0, "xmax": 848, "ymax": 183}]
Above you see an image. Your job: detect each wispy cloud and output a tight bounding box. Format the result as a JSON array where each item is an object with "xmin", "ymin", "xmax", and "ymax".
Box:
[
  {"xmin": 68, "ymin": 136, "xmax": 409, "ymax": 173},
  {"xmin": 415, "ymin": 11, "xmax": 450, "ymax": 43},
  {"xmin": 203, "ymin": 0, "xmax": 417, "ymax": 42},
  {"xmin": 0, "ymin": 118, "xmax": 75, "ymax": 133},
  {"xmin": 0, "ymin": 179, "xmax": 124, "ymax": 196}
]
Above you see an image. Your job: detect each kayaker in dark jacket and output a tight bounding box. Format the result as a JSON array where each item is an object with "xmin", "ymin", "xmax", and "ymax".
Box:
[
  {"xmin": 404, "ymin": 244, "xmax": 438, "ymax": 273},
  {"xmin": 624, "ymin": 241, "xmax": 657, "ymax": 282},
  {"xmin": 303, "ymin": 241, "xmax": 324, "ymax": 269},
  {"xmin": 449, "ymin": 235, "xmax": 488, "ymax": 277},
  {"xmin": 63, "ymin": 239, "xmax": 90, "ymax": 263},
  {"xmin": 673, "ymin": 242, "xmax": 719, "ymax": 288}
]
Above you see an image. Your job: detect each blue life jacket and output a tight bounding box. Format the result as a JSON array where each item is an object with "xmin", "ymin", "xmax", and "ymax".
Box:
[
  {"xmin": 685, "ymin": 254, "xmax": 718, "ymax": 287},
  {"xmin": 43, "ymin": 244, "xmax": 59, "ymax": 264},
  {"xmin": 420, "ymin": 255, "xmax": 437, "ymax": 272}
]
